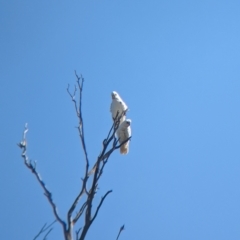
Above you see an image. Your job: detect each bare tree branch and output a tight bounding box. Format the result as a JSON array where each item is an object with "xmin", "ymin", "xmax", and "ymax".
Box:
[
  {"xmin": 42, "ymin": 228, "xmax": 53, "ymax": 240},
  {"xmin": 33, "ymin": 223, "xmax": 47, "ymax": 240},
  {"xmin": 76, "ymin": 227, "xmax": 82, "ymax": 240},
  {"xmin": 73, "ymin": 202, "xmax": 87, "ymax": 224},
  {"xmin": 33, "ymin": 220, "xmax": 57, "ymax": 240},
  {"xmin": 18, "ymin": 125, "xmax": 67, "ymax": 237},
  {"xmin": 33, "ymin": 220, "xmax": 54, "ymax": 240},
  {"xmin": 90, "ymin": 190, "xmax": 112, "ymax": 224},
  {"xmin": 66, "ymin": 72, "xmax": 90, "ymax": 236},
  {"xmin": 116, "ymin": 225, "xmax": 125, "ymax": 240},
  {"xmin": 67, "ymin": 72, "xmax": 89, "ymax": 170},
  {"xmin": 75, "ymin": 71, "xmax": 89, "ymax": 170},
  {"xmin": 78, "ymin": 190, "xmax": 112, "ymax": 240}
]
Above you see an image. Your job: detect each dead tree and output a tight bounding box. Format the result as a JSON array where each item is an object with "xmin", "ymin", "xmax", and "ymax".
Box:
[{"xmin": 18, "ymin": 72, "xmax": 129, "ymax": 240}]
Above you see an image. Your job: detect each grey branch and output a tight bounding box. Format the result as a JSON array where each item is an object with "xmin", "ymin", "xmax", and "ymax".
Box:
[
  {"xmin": 66, "ymin": 72, "xmax": 90, "ymax": 236},
  {"xmin": 18, "ymin": 125, "xmax": 67, "ymax": 235},
  {"xmin": 73, "ymin": 202, "xmax": 88, "ymax": 224}
]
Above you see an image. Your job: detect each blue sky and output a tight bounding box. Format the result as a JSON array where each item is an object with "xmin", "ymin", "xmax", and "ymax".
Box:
[{"xmin": 1, "ymin": 0, "xmax": 240, "ymax": 239}]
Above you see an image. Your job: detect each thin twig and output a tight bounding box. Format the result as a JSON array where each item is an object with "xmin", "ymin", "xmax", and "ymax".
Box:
[
  {"xmin": 73, "ymin": 202, "xmax": 88, "ymax": 224},
  {"xmin": 76, "ymin": 227, "xmax": 82, "ymax": 240},
  {"xmin": 75, "ymin": 71, "xmax": 89, "ymax": 169},
  {"xmin": 42, "ymin": 220, "xmax": 57, "ymax": 233},
  {"xmin": 79, "ymin": 190, "xmax": 112, "ymax": 240},
  {"xmin": 68, "ymin": 179, "xmax": 86, "ymax": 226},
  {"xmin": 90, "ymin": 190, "xmax": 112, "ymax": 224},
  {"xmin": 116, "ymin": 225, "xmax": 125, "ymax": 240},
  {"xmin": 66, "ymin": 72, "xmax": 90, "ymax": 235},
  {"xmin": 43, "ymin": 228, "xmax": 53, "ymax": 240},
  {"xmin": 33, "ymin": 223, "xmax": 47, "ymax": 240}
]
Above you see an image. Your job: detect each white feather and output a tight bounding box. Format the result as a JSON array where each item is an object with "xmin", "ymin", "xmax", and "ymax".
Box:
[
  {"xmin": 110, "ymin": 91, "xmax": 128, "ymax": 124},
  {"xmin": 116, "ymin": 119, "xmax": 131, "ymax": 154}
]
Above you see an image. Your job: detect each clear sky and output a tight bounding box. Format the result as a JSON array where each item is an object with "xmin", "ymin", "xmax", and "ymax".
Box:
[{"xmin": 1, "ymin": 0, "xmax": 240, "ymax": 239}]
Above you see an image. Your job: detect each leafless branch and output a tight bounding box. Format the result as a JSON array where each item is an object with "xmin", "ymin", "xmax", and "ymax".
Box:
[
  {"xmin": 18, "ymin": 125, "xmax": 67, "ymax": 237},
  {"xmin": 76, "ymin": 227, "xmax": 82, "ymax": 240},
  {"xmin": 116, "ymin": 225, "xmax": 125, "ymax": 240},
  {"xmin": 66, "ymin": 72, "xmax": 90, "ymax": 236},
  {"xmin": 67, "ymin": 73, "xmax": 88, "ymax": 168},
  {"xmin": 33, "ymin": 220, "xmax": 56, "ymax": 240},
  {"xmin": 42, "ymin": 228, "xmax": 53, "ymax": 240},
  {"xmin": 73, "ymin": 202, "xmax": 87, "ymax": 224},
  {"xmin": 90, "ymin": 190, "xmax": 112, "ymax": 224},
  {"xmin": 78, "ymin": 190, "xmax": 112, "ymax": 240},
  {"xmin": 33, "ymin": 223, "xmax": 47, "ymax": 240}
]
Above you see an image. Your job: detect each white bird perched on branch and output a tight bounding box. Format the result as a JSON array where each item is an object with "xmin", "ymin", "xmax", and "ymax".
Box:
[
  {"xmin": 110, "ymin": 91, "xmax": 128, "ymax": 124},
  {"xmin": 117, "ymin": 119, "xmax": 131, "ymax": 154}
]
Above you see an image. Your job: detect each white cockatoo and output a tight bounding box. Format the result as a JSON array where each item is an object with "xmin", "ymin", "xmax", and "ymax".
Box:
[
  {"xmin": 110, "ymin": 91, "xmax": 128, "ymax": 124},
  {"xmin": 117, "ymin": 119, "xmax": 131, "ymax": 154}
]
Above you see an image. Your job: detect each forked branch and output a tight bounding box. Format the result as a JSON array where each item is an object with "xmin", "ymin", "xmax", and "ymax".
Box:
[{"xmin": 33, "ymin": 220, "xmax": 56, "ymax": 240}]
